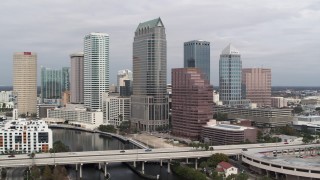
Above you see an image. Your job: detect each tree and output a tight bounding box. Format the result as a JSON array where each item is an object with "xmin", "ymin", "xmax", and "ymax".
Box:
[
  {"xmin": 235, "ymin": 172, "xmax": 249, "ymax": 180},
  {"xmin": 53, "ymin": 141, "xmax": 70, "ymax": 153},
  {"xmin": 207, "ymin": 153, "xmax": 229, "ymax": 167},
  {"xmin": 292, "ymin": 106, "xmax": 303, "ymax": 114},
  {"xmin": 53, "ymin": 166, "xmax": 68, "ymax": 180},
  {"xmin": 199, "ymin": 161, "xmax": 208, "ymax": 169},
  {"xmin": 30, "ymin": 113, "xmax": 37, "ymax": 118},
  {"xmin": 204, "ymin": 144, "xmax": 209, "ymax": 151},
  {"xmin": 98, "ymin": 125, "xmax": 116, "ymax": 133},
  {"xmin": 30, "ymin": 166, "xmax": 41, "ymax": 180},
  {"xmin": 42, "ymin": 165, "xmax": 53, "ymax": 180},
  {"xmin": 214, "ymin": 112, "xmax": 228, "ymax": 121},
  {"xmin": 118, "ymin": 121, "xmax": 130, "ymax": 133}
]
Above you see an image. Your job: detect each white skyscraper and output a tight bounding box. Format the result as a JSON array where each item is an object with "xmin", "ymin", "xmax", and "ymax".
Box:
[{"xmin": 84, "ymin": 33, "xmax": 109, "ymax": 110}]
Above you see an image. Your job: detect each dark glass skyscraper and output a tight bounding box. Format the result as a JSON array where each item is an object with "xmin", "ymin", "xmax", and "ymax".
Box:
[
  {"xmin": 184, "ymin": 40, "xmax": 210, "ymax": 82},
  {"xmin": 131, "ymin": 17, "xmax": 169, "ymax": 132}
]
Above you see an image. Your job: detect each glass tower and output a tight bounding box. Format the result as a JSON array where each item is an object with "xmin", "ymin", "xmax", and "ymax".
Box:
[
  {"xmin": 219, "ymin": 44, "xmax": 242, "ymax": 105},
  {"xmin": 84, "ymin": 33, "xmax": 109, "ymax": 110},
  {"xmin": 41, "ymin": 67, "xmax": 70, "ymax": 103},
  {"xmin": 184, "ymin": 40, "xmax": 210, "ymax": 82},
  {"xmin": 131, "ymin": 17, "xmax": 169, "ymax": 132}
]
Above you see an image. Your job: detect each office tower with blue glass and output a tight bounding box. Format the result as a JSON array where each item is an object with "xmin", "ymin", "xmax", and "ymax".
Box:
[
  {"xmin": 184, "ymin": 40, "xmax": 210, "ymax": 82},
  {"xmin": 131, "ymin": 17, "xmax": 169, "ymax": 132},
  {"xmin": 219, "ymin": 44, "xmax": 243, "ymax": 106},
  {"xmin": 84, "ymin": 33, "xmax": 109, "ymax": 110}
]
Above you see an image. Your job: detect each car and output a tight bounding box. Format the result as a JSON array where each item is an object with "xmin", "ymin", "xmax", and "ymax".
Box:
[
  {"xmin": 145, "ymin": 148, "xmax": 152, "ymax": 152},
  {"xmin": 284, "ymin": 142, "xmax": 288, "ymax": 144},
  {"xmin": 242, "ymin": 148, "xmax": 247, "ymax": 151},
  {"xmin": 8, "ymin": 155, "xmax": 15, "ymax": 158},
  {"xmin": 120, "ymin": 150, "xmax": 125, "ymax": 153}
]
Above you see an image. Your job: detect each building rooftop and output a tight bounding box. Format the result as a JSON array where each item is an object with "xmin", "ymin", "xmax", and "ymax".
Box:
[
  {"xmin": 221, "ymin": 44, "xmax": 240, "ymax": 55},
  {"xmin": 136, "ymin": 17, "xmax": 163, "ymax": 32},
  {"xmin": 204, "ymin": 123, "xmax": 255, "ymax": 131},
  {"xmin": 218, "ymin": 161, "xmax": 234, "ymax": 169}
]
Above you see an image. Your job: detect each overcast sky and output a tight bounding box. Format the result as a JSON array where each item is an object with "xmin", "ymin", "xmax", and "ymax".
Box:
[{"xmin": 0, "ymin": 0, "xmax": 319, "ymax": 86}]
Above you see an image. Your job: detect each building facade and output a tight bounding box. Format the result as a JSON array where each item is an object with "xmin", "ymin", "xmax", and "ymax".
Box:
[
  {"xmin": 103, "ymin": 96, "xmax": 131, "ymax": 126},
  {"xmin": 70, "ymin": 52, "xmax": 84, "ymax": 104},
  {"xmin": 201, "ymin": 120, "xmax": 257, "ymax": 145},
  {"xmin": 172, "ymin": 68, "xmax": 213, "ymax": 139},
  {"xmin": 131, "ymin": 17, "xmax": 169, "ymax": 132},
  {"xmin": 242, "ymin": 68, "xmax": 271, "ymax": 107},
  {"xmin": 84, "ymin": 33, "xmax": 109, "ymax": 110},
  {"xmin": 41, "ymin": 67, "xmax": 63, "ymax": 102},
  {"xmin": 117, "ymin": 69, "xmax": 132, "ymax": 96},
  {"xmin": 214, "ymin": 106, "xmax": 293, "ymax": 127},
  {"xmin": 219, "ymin": 44, "xmax": 242, "ymax": 105},
  {"xmin": 184, "ymin": 40, "xmax": 210, "ymax": 82},
  {"xmin": 47, "ymin": 104, "xmax": 103, "ymax": 129},
  {"xmin": 13, "ymin": 52, "xmax": 37, "ymax": 116},
  {"xmin": 271, "ymin": 97, "xmax": 286, "ymax": 108},
  {"xmin": 0, "ymin": 119, "xmax": 53, "ymax": 153}
]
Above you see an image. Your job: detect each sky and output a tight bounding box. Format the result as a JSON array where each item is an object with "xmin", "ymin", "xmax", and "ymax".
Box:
[{"xmin": 0, "ymin": 0, "xmax": 319, "ymax": 86}]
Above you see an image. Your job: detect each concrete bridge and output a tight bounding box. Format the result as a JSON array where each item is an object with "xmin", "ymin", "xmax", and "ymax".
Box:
[{"xmin": 0, "ymin": 143, "xmax": 311, "ymax": 179}]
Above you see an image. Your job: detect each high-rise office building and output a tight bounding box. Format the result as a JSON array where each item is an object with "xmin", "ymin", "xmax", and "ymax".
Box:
[
  {"xmin": 41, "ymin": 67, "xmax": 63, "ymax": 101},
  {"xmin": 117, "ymin": 69, "xmax": 132, "ymax": 96},
  {"xmin": 13, "ymin": 52, "xmax": 37, "ymax": 116},
  {"xmin": 84, "ymin": 33, "xmax": 109, "ymax": 110},
  {"xmin": 184, "ymin": 40, "xmax": 210, "ymax": 81},
  {"xmin": 41, "ymin": 67, "xmax": 70, "ymax": 103},
  {"xmin": 172, "ymin": 68, "xmax": 213, "ymax": 139},
  {"xmin": 70, "ymin": 52, "xmax": 84, "ymax": 104},
  {"xmin": 219, "ymin": 44, "xmax": 242, "ymax": 105},
  {"xmin": 131, "ymin": 17, "xmax": 169, "ymax": 131},
  {"xmin": 242, "ymin": 68, "xmax": 271, "ymax": 107}
]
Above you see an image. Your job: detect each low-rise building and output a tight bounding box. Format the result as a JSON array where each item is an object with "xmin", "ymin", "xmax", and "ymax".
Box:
[
  {"xmin": 214, "ymin": 106, "xmax": 293, "ymax": 127},
  {"xmin": 201, "ymin": 120, "xmax": 257, "ymax": 145},
  {"xmin": 0, "ymin": 119, "xmax": 53, "ymax": 153},
  {"xmin": 47, "ymin": 104, "xmax": 103, "ymax": 129},
  {"xmin": 216, "ymin": 161, "xmax": 238, "ymax": 177},
  {"xmin": 292, "ymin": 115, "xmax": 320, "ymax": 132}
]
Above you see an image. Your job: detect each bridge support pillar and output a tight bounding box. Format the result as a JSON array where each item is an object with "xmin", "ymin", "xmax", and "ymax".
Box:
[
  {"xmin": 160, "ymin": 159, "xmax": 163, "ymax": 167},
  {"xmin": 195, "ymin": 158, "xmax": 198, "ymax": 170},
  {"xmin": 134, "ymin": 161, "xmax": 136, "ymax": 168},
  {"xmin": 142, "ymin": 161, "xmax": 145, "ymax": 174},
  {"xmin": 186, "ymin": 158, "xmax": 188, "ymax": 164},
  {"xmin": 98, "ymin": 163, "xmax": 101, "ymax": 170},
  {"xmin": 80, "ymin": 163, "xmax": 83, "ymax": 179},
  {"xmin": 104, "ymin": 162, "xmax": 108, "ymax": 177},
  {"xmin": 275, "ymin": 172, "xmax": 279, "ymax": 179},
  {"xmin": 76, "ymin": 164, "xmax": 78, "ymax": 171},
  {"xmin": 167, "ymin": 160, "xmax": 171, "ymax": 173}
]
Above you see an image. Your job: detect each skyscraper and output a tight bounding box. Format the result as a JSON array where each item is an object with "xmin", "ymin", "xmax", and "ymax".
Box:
[
  {"xmin": 62, "ymin": 67, "xmax": 70, "ymax": 92},
  {"xmin": 13, "ymin": 52, "xmax": 37, "ymax": 116},
  {"xmin": 70, "ymin": 52, "xmax": 84, "ymax": 104},
  {"xmin": 84, "ymin": 33, "xmax": 109, "ymax": 110},
  {"xmin": 41, "ymin": 67, "xmax": 63, "ymax": 101},
  {"xmin": 117, "ymin": 69, "xmax": 132, "ymax": 96},
  {"xmin": 172, "ymin": 68, "xmax": 213, "ymax": 139},
  {"xmin": 219, "ymin": 44, "xmax": 242, "ymax": 105},
  {"xmin": 131, "ymin": 17, "xmax": 169, "ymax": 131},
  {"xmin": 242, "ymin": 68, "xmax": 271, "ymax": 107},
  {"xmin": 184, "ymin": 40, "xmax": 211, "ymax": 81}
]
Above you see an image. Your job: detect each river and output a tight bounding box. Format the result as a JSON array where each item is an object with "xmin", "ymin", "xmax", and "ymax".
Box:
[{"xmin": 52, "ymin": 128, "xmax": 181, "ymax": 180}]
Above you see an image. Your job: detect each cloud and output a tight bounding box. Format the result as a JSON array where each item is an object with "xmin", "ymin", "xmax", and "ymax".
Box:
[{"xmin": 0, "ymin": 0, "xmax": 319, "ymax": 86}]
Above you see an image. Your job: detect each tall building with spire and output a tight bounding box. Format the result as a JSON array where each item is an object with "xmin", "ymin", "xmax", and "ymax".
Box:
[
  {"xmin": 219, "ymin": 44, "xmax": 242, "ymax": 105},
  {"xmin": 84, "ymin": 33, "xmax": 109, "ymax": 110},
  {"xmin": 13, "ymin": 52, "xmax": 37, "ymax": 116},
  {"xmin": 184, "ymin": 40, "xmax": 211, "ymax": 82},
  {"xmin": 131, "ymin": 17, "xmax": 169, "ymax": 132}
]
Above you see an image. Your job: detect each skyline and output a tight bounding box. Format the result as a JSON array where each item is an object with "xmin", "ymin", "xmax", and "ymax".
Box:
[{"xmin": 1, "ymin": 0, "xmax": 320, "ymax": 86}]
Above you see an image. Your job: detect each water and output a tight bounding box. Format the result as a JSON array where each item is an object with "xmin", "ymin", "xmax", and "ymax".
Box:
[{"xmin": 52, "ymin": 128, "xmax": 181, "ymax": 180}]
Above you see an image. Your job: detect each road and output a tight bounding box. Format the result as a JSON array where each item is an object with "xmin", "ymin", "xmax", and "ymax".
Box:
[{"xmin": 0, "ymin": 143, "xmax": 312, "ymax": 168}]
